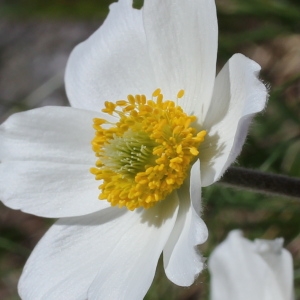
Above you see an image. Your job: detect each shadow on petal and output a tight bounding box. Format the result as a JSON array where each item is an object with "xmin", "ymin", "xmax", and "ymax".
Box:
[{"xmin": 140, "ymin": 193, "xmax": 179, "ymax": 228}]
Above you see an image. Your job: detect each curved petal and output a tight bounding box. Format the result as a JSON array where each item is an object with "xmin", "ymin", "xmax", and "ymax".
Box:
[
  {"xmin": 18, "ymin": 197, "xmax": 179, "ymax": 300},
  {"xmin": 190, "ymin": 159, "xmax": 204, "ymax": 215},
  {"xmin": 200, "ymin": 54, "xmax": 268, "ymax": 186},
  {"xmin": 143, "ymin": 0, "xmax": 218, "ymax": 119},
  {"xmin": 163, "ymin": 160, "xmax": 208, "ymax": 286},
  {"xmin": 0, "ymin": 161, "xmax": 108, "ymax": 218},
  {"xmin": 88, "ymin": 195, "xmax": 179, "ymax": 300},
  {"xmin": 208, "ymin": 230, "xmax": 294, "ymax": 300},
  {"xmin": 0, "ymin": 106, "xmax": 110, "ymax": 217},
  {"xmin": 65, "ymin": 0, "xmax": 156, "ymax": 111}
]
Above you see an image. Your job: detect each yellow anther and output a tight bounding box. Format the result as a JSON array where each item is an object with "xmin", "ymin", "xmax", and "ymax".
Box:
[
  {"xmin": 166, "ymin": 178, "xmax": 175, "ymax": 185},
  {"xmin": 176, "ymin": 144, "xmax": 182, "ymax": 154},
  {"xmin": 102, "ymin": 101, "xmax": 116, "ymax": 114},
  {"xmin": 120, "ymin": 124, "xmax": 129, "ymax": 131},
  {"xmin": 173, "ymin": 126, "xmax": 182, "ymax": 135},
  {"xmin": 123, "ymin": 105, "xmax": 136, "ymax": 112},
  {"xmin": 140, "ymin": 95, "xmax": 146, "ymax": 104},
  {"xmin": 135, "ymin": 95, "xmax": 141, "ymax": 103},
  {"xmin": 158, "ymin": 164, "xmax": 164, "ymax": 171},
  {"xmin": 157, "ymin": 94, "xmax": 163, "ymax": 104},
  {"xmin": 130, "ymin": 110, "xmax": 138, "ymax": 117},
  {"xmin": 127, "ymin": 95, "xmax": 135, "ymax": 105},
  {"xmin": 189, "ymin": 147, "xmax": 199, "ymax": 155},
  {"xmin": 116, "ymin": 100, "xmax": 128, "ymax": 106},
  {"xmin": 146, "ymin": 167, "xmax": 154, "ymax": 174},
  {"xmin": 177, "ymin": 89, "xmax": 185, "ymax": 98},
  {"xmin": 152, "ymin": 88, "xmax": 161, "ymax": 97},
  {"xmin": 143, "ymin": 105, "xmax": 153, "ymax": 112},
  {"xmin": 197, "ymin": 130, "xmax": 207, "ymax": 140},
  {"xmin": 170, "ymin": 157, "xmax": 182, "ymax": 164},
  {"xmin": 93, "ymin": 118, "xmax": 107, "ymax": 125}
]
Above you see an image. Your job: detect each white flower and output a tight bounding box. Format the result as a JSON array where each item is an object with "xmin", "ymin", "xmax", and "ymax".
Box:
[
  {"xmin": 209, "ymin": 230, "xmax": 294, "ymax": 300},
  {"xmin": 0, "ymin": 0, "xmax": 267, "ymax": 299}
]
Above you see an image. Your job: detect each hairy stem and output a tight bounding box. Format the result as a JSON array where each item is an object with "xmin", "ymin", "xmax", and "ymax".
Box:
[{"xmin": 218, "ymin": 167, "xmax": 300, "ymax": 200}]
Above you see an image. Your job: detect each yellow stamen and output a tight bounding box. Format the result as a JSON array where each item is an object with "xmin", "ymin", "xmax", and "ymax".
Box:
[
  {"xmin": 152, "ymin": 88, "xmax": 161, "ymax": 97},
  {"xmin": 177, "ymin": 89, "xmax": 185, "ymax": 98},
  {"xmin": 91, "ymin": 89, "xmax": 206, "ymax": 210}
]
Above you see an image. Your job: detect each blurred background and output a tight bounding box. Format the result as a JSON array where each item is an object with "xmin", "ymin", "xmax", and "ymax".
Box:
[{"xmin": 0, "ymin": 0, "xmax": 299, "ymax": 299}]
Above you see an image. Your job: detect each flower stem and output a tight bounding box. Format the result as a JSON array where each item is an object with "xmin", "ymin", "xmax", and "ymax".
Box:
[{"xmin": 218, "ymin": 167, "xmax": 300, "ymax": 200}]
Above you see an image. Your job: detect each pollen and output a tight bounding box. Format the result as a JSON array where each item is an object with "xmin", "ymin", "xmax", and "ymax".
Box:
[{"xmin": 90, "ymin": 89, "xmax": 206, "ymax": 210}]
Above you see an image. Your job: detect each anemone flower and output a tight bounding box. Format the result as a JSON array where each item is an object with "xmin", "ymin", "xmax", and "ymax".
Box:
[
  {"xmin": 209, "ymin": 230, "xmax": 294, "ymax": 300},
  {"xmin": 0, "ymin": 0, "xmax": 267, "ymax": 299}
]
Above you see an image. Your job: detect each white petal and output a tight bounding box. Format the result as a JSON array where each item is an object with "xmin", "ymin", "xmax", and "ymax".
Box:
[
  {"xmin": 65, "ymin": 0, "xmax": 156, "ymax": 111},
  {"xmin": 163, "ymin": 160, "xmax": 208, "ymax": 286},
  {"xmin": 208, "ymin": 230, "xmax": 294, "ymax": 300},
  {"xmin": 0, "ymin": 106, "xmax": 101, "ymax": 164},
  {"xmin": 0, "ymin": 106, "xmax": 110, "ymax": 217},
  {"xmin": 88, "ymin": 195, "xmax": 179, "ymax": 300},
  {"xmin": 143, "ymin": 0, "xmax": 218, "ymax": 119},
  {"xmin": 200, "ymin": 54, "xmax": 268, "ymax": 186},
  {"xmin": 190, "ymin": 159, "xmax": 203, "ymax": 214},
  {"xmin": 0, "ymin": 161, "xmax": 108, "ymax": 218},
  {"xmin": 19, "ymin": 208, "xmax": 127, "ymax": 300}
]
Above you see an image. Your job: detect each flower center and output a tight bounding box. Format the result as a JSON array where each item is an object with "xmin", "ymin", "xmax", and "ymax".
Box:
[{"xmin": 90, "ymin": 89, "xmax": 206, "ymax": 210}]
